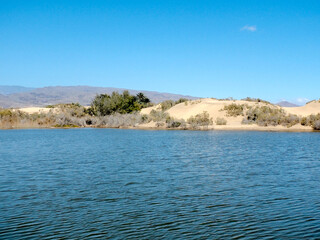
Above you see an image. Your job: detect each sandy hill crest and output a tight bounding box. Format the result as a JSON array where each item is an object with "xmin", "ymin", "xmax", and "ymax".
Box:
[{"xmin": 141, "ymin": 98, "xmax": 320, "ymax": 122}]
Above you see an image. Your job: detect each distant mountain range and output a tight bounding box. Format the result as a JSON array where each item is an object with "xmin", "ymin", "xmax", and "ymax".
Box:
[
  {"xmin": 0, "ymin": 86, "xmax": 35, "ymax": 95},
  {"xmin": 276, "ymin": 101, "xmax": 299, "ymax": 107},
  {"xmin": 0, "ymin": 85, "xmax": 198, "ymax": 108}
]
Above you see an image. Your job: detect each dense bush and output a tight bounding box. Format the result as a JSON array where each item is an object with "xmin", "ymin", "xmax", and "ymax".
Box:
[
  {"xmin": 281, "ymin": 114, "xmax": 300, "ymax": 128},
  {"xmin": 0, "ymin": 108, "xmax": 55, "ymax": 128},
  {"xmin": 160, "ymin": 100, "xmax": 175, "ymax": 111},
  {"xmin": 241, "ymin": 97, "xmax": 270, "ymax": 104},
  {"xmin": 314, "ymin": 121, "xmax": 320, "ymax": 130},
  {"xmin": 166, "ymin": 118, "xmax": 186, "ymax": 128},
  {"xmin": 244, "ymin": 106, "xmax": 283, "ymax": 126},
  {"xmin": 175, "ymin": 98, "xmax": 189, "ymax": 104},
  {"xmin": 242, "ymin": 106, "xmax": 300, "ymax": 127},
  {"xmin": 223, "ymin": 104, "xmax": 245, "ymax": 117},
  {"xmin": 56, "ymin": 103, "xmax": 87, "ymax": 117},
  {"xmin": 97, "ymin": 113, "xmax": 145, "ymax": 128},
  {"xmin": 148, "ymin": 109, "xmax": 169, "ymax": 122},
  {"xmin": 215, "ymin": 117, "xmax": 227, "ymax": 125},
  {"xmin": 89, "ymin": 91, "xmax": 150, "ymax": 116},
  {"xmin": 159, "ymin": 98, "xmax": 190, "ymax": 111},
  {"xmin": 301, "ymin": 114, "xmax": 320, "ymax": 130},
  {"xmin": 187, "ymin": 111, "xmax": 213, "ymax": 129},
  {"xmin": 136, "ymin": 92, "xmax": 151, "ymax": 106},
  {"xmin": 0, "ymin": 108, "xmax": 14, "ymax": 118}
]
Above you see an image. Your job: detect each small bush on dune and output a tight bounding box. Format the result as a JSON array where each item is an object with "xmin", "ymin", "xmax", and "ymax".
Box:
[
  {"xmin": 244, "ymin": 106, "xmax": 284, "ymax": 126},
  {"xmin": 242, "ymin": 97, "xmax": 270, "ymax": 104},
  {"xmin": 149, "ymin": 109, "xmax": 169, "ymax": 122},
  {"xmin": 158, "ymin": 98, "xmax": 190, "ymax": 112},
  {"xmin": 175, "ymin": 98, "xmax": 189, "ymax": 104},
  {"xmin": 166, "ymin": 117, "xmax": 186, "ymax": 128},
  {"xmin": 215, "ymin": 117, "xmax": 227, "ymax": 125},
  {"xmin": 305, "ymin": 99, "xmax": 320, "ymax": 104},
  {"xmin": 160, "ymin": 100, "xmax": 175, "ymax": 111},
  {"xmin": 54, "ymin": 113, "xmax": 86, "ymax": 127},
  {"xmin": 301, "ymin": 114, "xmax": 320, "ymax": 130},
  {"xmin": 97, "ymin": 113, "xmax": 145, "ymax": 128},
  {"xmin": 57, "ymin": 103, "xmax": 87, "ymax": 117},
  {"xmin": 281, "ymin": 114, "xmax": 300, "ymax": 128},
  {"xmin": 187, "ymin": 111, "xmax": 213, "ymax": 129},
  {"xmin": 0, "ymin": 108, "xmax": 14, "ymax": 118},
  {"xmin": 242, "ymin": 106, "xmax": 300, "ymax": 127},
  {"xmin": 313, "ymin": 120, "xmax": 320, "ymax": 130},
  {"xmin": 223, "ymin": 104, "xmax": 245, "ymax": 117}
]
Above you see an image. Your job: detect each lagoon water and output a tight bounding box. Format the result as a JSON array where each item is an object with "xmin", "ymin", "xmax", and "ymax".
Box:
[{"xmin": 0, "ymin": 129, "xmax": 320, "ymax": 239}]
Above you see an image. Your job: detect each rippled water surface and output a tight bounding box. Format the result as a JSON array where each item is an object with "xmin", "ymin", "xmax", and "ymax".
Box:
[{"xmin": 1, "ymin": 129, "xmax": 320, "ymax": 239}]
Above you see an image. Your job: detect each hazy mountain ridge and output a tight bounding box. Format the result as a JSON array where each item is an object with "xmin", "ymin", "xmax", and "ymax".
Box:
[
  {"xmin": 0, "ymin": 86, "xmax": 198, "ymax": 108},
  {"xmin": 0, "ymin": 86, "xmax": 35, "ymax": 95},
  {"xmin": 276, "ymin": 101, "xmax": 299, "ymax": 107}
]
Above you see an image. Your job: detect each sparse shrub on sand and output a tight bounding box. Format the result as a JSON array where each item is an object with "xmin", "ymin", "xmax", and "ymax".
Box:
[
  {"xmin": 155, "ymin": 122, "xmax": 165, "ymax": 127},
  {"xmin": 158, "ymin": 98, "xmax": 190, "ymax": 111},
  {"xmin": 305, "ymin": 99, "xmax": 320, "ymax": 104},
  {"xmin": 149, "ymin": 110, "xmax": 169, "ymax": 122},
  {"xmin": 57, "ymin": 103, "xmax": 87, "ymax": 117},
  {"xmin": 222, "ymin": 103, "xmax": 245, "ymax": 117},
  {"xmin": 301, "ymin": 114, "xmax": 320, "ymax": 130},
  {"xmin": 242, "ymin": 106, "xmax": 300, "ymax": 127},
  {"xmin": 218, "ymin": 97, "xmax": 235, "ymax": 101},
  {"xmin": 241, "ymin": 97, "xmax": 270, "ymax": 104},
  {"xmin": 313, "ymin": 120, "xmax": 320, "ymax": 130},
  {"xmin": 215, "ymin": 117, "xmax": 227, "ymax": 125},
  {"xmin": 160, "ymin": 100, "xmax": 175, "ymax": 111},
  {"xmin": 166, "ymin": 118, "xmax": 186, "ymax": 128},
  {"xmin": 175, "ymin": 98, "xmax": 189, "ymax": 104},
  {"xmin": 187, "ymin": 111, "xmax": 213, "ymax": 129},
  {"xmin": 281, "ymin": 114, "xmax": 300, "ymax": 128},
  {"xmin": 97, "ymin": 113, "xmax": 145, "ymax": 128}
]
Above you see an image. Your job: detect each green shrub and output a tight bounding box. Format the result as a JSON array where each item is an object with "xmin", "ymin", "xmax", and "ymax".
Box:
[
  {"xmin": 160, "ymin": 100, "xmax": 175, "ymax": 111},
  {"xmin": 243, "ymin": 106, "xmax": 284, "ymax": 126},
  {"xmin": 56, "ymin": 103, "xmax": 86, "ymax": 117},
  {"xmin": 97, "ymin": 113, "xmax": 144, "ymax": 128},
  {"xmin": 242, "ymin": 97, "xmax": 270, "ymax": 104},
  {"xmin": 0, "ymin": 109, "xmax": 13, "ymax": 118},
  {"xmin": 242, "ymin": 106, "xmax": 300, "ymax": 127},
  {"xmin": 46, "ymin": 105, "xmax": 55, "ymax": 108},
  {"xmin": 175, "ymin": 98, "xmax": 189, "ymax": 104},
  {"xmin": 149, "ymin": 109, "xmax": 169, "ymax": 122},
  {"xmin": 215, "ymin": 117, "xmax": 227, "ymax": 125},
  {"xmin": 314, "ymin": 120, "xmax": 320, "ymax": 130},
  {"xmin": 223, "ymin": 104, "xmax": 245, "ymax": 117},
  {"xmin": 281, "ymin": 114, "xmax": 300, "ymax": 127},
  {"xmin": 187, "ymin": 111, "xmax": 213, "ymax": 129},
  {"xmin": 89, "ymin": 91, "xmax": 146, "ymax": 116},
  {"xmin": 300, "ymin": 114, "xmax": 320, "ymax": 130},
  {"xmin": 166, "ymin": 118, "xmax": 186, "ymax": 128},
  {"xmin": 136, "ymin": 92, "xmax": 151, "ymax": 107}
]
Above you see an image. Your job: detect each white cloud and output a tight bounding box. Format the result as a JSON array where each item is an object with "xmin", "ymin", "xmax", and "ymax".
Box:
[
  {"xmin": 241, "ymin": 25, "xmax": 257, "ymax": 32},
  {"xmin": 295, "ymin": 98, "xmax": 310, "ymax": 105}
]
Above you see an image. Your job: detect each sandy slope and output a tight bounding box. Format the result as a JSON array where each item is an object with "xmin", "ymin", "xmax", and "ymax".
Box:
[
  {"xmin": 17, "ymin": 107, "xmax": 52, "ymax": 114},
  {"xmin": 284, "ymin": 100, "xmax": 320, "ymax": 116}
]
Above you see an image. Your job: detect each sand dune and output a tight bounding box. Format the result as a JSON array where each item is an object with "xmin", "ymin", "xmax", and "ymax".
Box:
[
  {"xmin": 18, "ymin": 107, "xmax": 52, "ymax": 114},
  {"xmin": 141, "ymin": 98, "xmax": 320, "ymax": 131}
]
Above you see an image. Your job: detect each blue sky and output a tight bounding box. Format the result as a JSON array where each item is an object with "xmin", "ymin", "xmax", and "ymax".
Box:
[{"xmin": 0, "ymin": 0, "xmax": 319, "ymax": 104}]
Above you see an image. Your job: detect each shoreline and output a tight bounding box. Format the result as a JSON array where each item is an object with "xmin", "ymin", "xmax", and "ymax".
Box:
[{"xmin": 0, "ymin": 125, "xmax": 318, "ymax": 133}]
